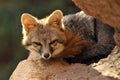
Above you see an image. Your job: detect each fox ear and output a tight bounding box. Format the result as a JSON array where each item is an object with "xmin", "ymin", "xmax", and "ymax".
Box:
[
  {"xmin": 21, "ymin": 13, "xmax": 39, "ymax": 34},
  {"xmin": 46, "ymin": 10, "xmax": 64, "ymax": 30}
]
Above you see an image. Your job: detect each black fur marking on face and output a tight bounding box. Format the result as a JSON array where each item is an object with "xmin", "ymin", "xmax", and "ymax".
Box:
[
  {"xmin": 33, "ymin": 42, "xmax": 42, "ymax": 46},
  {"xmin": 47, "ymin": 40, "xmax": 58, "ymax": 54},
  {"xmin": 49, "ymin": 46, "xmax": 53, "ymax": 54},
  {"xmin": 50, "ymin": 39, "xmax": 58, "ymax": 46}
]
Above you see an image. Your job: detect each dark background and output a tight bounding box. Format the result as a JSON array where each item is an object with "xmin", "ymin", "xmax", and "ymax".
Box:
[{"xmin": 0, "ymin": 0, "xmax": 80, "ymax": 80}]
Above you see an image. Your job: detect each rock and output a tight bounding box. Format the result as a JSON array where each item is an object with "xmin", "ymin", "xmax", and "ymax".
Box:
[
  {"xmin": 92, "ymin": 46, "xmax": 120, "ymax": 79},
  {"xmin": 73, "ymin": 0, "xmax": 120, "ymax": 30},
  {"xmin": 10, "ymin": 59, "xmax": 116, "ymax": 80}
]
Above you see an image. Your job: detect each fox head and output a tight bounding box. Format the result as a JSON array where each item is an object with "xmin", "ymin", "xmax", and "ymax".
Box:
[{"xmin": 21, "ymin": 10, "xmax": 67, "ymax": 60}]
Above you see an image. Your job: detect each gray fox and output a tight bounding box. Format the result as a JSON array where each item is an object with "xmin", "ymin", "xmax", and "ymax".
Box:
[{"xmin": 21, "ymin": 10, "xmax": 115, "ymax": 64}]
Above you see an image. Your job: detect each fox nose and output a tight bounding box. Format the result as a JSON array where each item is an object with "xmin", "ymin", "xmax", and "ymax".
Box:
[{"xmin": 42, "ymin": 53, "xmax": 51, "ymax": 59}]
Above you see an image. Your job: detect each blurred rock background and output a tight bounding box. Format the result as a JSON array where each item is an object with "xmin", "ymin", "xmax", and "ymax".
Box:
[{"xmin": 0, "ymin": 0, "xmax": 79, "ymax": 80}]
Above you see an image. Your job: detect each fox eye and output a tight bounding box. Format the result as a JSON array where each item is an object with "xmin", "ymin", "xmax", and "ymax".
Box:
[
  {"xmin": 50, "ymin": 40, "xmax": 58, "ymax": 47},
  {"xmin": 33, "ymin": 42, "xmax": 42, "ymax": 47}
]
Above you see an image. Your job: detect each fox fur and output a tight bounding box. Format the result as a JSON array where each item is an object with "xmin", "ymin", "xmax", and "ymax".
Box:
[{"xmin": 21, "ymin": 10, "xmax": 115, "ymax": 64}]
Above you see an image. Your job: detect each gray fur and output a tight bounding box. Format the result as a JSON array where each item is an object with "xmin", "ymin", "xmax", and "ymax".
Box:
[
  {"xmin": 63, "ymin": 11, "xmax": 95, "ymax": 43},
  {"xmin": 63, "ymin": 11, "xmax": 115, "ymax": 64}
]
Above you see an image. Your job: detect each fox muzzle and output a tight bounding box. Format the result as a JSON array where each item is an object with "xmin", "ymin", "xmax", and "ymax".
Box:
[{"xmin": 41, "ymin": 53, "xmax": 51, "ymax": 60}]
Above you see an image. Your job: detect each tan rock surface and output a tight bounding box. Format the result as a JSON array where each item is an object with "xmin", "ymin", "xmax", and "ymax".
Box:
[
  {"xmin": 10, "ymin": 59, "xmax": 116, "ymax": 80},
  {"xmin": 93, "ymin": 46, "xmax": 120, "ymax": 79}
]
